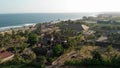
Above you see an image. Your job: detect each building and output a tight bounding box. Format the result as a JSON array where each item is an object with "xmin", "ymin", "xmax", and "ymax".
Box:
[
  {"xmin": 96, "ymin": 36, "xmax": 108, "ymax": 42},
  {"xmin": 81, "ymin": 24, "xmax": 89, "ymax": 31},
  {"xmin": 0, "ymin": 51, "xmax": 14, "ymax": 63},
  {"xmin": 83, "ymin": 30, "xmax": 96, "ymax": 35}
]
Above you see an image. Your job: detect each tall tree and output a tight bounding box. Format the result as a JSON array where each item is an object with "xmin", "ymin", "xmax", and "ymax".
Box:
[
  {"xmin": 28, "ymin": 33, "xmax": 39, "ymax": 45},
  {"xmin": 53, "ymin": 44, "xmax": 63, "ymax": 56}
]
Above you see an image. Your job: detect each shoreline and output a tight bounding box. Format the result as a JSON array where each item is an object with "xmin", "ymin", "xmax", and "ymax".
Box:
[
  {"xmin": 0, "ymin": 23, "xmax": 36, "ymax": 35},
  {"xmin": 0, "ymin": 15, "xmax": 93, "ymax": 34},
  {"xmin": 0, "ymin": 18, "xmax": 73, "ymax": 32},
  {"xmin": 0, "ymin": 23, "xmax": 36, "ymax": 31},
  {"xmin": 0, "ymin": 13, "xmax": 97, "ymax": 33},
  {"xmin": 0, "ymin": 19, "xmax": 64, "ymax": 35}
]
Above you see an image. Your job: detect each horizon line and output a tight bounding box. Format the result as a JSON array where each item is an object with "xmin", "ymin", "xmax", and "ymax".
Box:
[{"xmin": 0, "ymin": 11, "xmax": 120, "ymax": 14}]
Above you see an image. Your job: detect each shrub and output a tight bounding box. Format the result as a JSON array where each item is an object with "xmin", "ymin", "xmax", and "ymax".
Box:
[
  {"xmin": 28, "ymin": 33, "xmax": 39, "ymax": 45},
  {"xmin": 106, "ymin": 45, "xmax": 113, "ymax": 52},
  {"xmin": 53, "ymin": 44, "xmax": 63, "ymax": 56}
]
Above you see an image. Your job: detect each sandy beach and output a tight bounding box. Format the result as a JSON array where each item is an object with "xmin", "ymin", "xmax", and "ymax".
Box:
[{"xmin": 0, "ymin": 24, "xmax": 36, "ymax": 35}]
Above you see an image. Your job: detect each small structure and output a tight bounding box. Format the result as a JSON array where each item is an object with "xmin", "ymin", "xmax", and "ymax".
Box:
[
  {"xmin": 83, "ymin": 30, "xmax": 96, "ymax": 35},
  {"xmin": 0, "ymin": 51, "xmax": 14, "ymax": 63},
  {"xmin": 96, "ymin": 36, "xmax": 108, "ymax": 42},
  {"xmin": 81, "ymin": 24, "xmax": 89, "ymax": 31}
]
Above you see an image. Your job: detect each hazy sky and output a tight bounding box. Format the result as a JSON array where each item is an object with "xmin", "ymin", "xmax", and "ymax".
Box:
[{"xmin": 0, "ymin": 0, "xmax": 120, "ymax": 13}]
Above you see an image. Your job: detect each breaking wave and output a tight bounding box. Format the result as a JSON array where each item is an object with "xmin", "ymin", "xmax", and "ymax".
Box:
[{"xmin": 0, "ymin": 23, "xmax": 36, "ymax": 31}]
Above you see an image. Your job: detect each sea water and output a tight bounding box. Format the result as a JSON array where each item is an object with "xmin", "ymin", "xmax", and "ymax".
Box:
[{"xmin": 0, "ymin": 13, "xmax": 93, "ymax": 31}]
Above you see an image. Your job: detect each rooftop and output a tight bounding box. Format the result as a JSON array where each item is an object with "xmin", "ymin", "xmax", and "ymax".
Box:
[{"xmin": 0, "ymin": 51, "xmax": 14, "ymax": 59}]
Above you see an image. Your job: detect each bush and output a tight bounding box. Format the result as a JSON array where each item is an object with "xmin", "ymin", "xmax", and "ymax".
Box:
[
  {"xmin": 92, "ymin": 50, "xmax": 103, "ymax": 61},
  {"xmin": 28, "ymin": 33, "xmax": 39, "ymax": 45},
  {"xmin": 53, "ymin": 44, "xmax": 64, "ymax": 56},
  {"xmin": 64, "ymin": 56, "xmax": 120, "ymax": 66},
  {"xmin": 106, "ymin": 45, "xmax": 113, "ymax": 52}
]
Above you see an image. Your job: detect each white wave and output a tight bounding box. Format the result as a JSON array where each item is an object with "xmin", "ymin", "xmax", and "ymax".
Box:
[
  {"xmin": 0, "ymin": 23, "xmax": 36, "ymax": 31},
  {"xmin": 88, "ymin": 13, "xmax": 99, "ymax": 17},
  {"xmin": 24, "ymin": 23, "xmax": 36, "ymax": 26}
]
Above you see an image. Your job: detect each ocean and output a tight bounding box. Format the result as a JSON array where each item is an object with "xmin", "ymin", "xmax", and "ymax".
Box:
[{"xmin": 0, "ymin": 13, "xmax": 93, "ymax": 31}]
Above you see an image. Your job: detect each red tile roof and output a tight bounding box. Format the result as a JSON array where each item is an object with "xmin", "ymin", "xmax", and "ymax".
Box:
[{"xmin": 0, "ymin": 51, "xmax": 14, "ymax": 59}]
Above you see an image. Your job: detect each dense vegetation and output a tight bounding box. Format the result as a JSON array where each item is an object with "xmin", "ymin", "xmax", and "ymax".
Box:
[
  {"xmin": 64, "ymin": 45, "xmax": 120, "ymax": 67},
  {"xmin": 1, "ymin": 15, "xmax": 120, "ymax": 68}
]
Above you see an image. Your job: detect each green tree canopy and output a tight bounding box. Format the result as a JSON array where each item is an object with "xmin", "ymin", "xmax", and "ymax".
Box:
[
  {"xmin": 53, "ymin": 44, "xmax": 63, "ymax": 56},
  {"xmin": 28, "ymin": 33, "xmax": 39, "ymax": 45}
]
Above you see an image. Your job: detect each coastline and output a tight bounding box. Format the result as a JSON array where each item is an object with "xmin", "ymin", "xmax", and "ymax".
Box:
[
  {"xmin": 0, "ymin": 13, "xmax": 97, "ymax": 34},
  {"xmin": 0, "ymin": 19, "xmax": 70, "ymax": 33},
  {"xmin": 0, "ymin": 23, "xmax": 36, "ymax": 31},
  {"xmin": 0, "ymin": 13, "xmax": 95, "ymax": 35},
  {"xmin": 0, "ymin": 23, "xmax": 36, "ymax": 35}
]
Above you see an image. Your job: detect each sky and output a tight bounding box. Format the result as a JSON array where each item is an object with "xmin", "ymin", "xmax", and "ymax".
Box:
[{"xmin": 0, "ymin": 0, "xmax": 120, "ymax": 13}]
